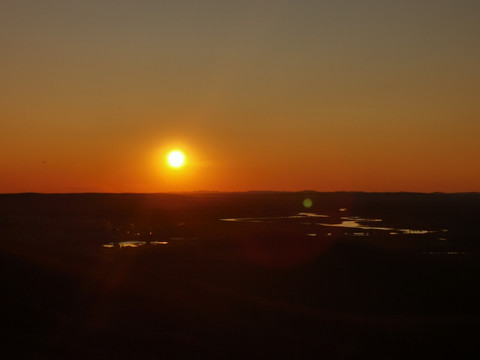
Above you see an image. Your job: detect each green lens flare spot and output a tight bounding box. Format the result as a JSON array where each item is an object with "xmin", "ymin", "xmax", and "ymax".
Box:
[{"xmin": 303, "ymin": 198, "xmax": 313, "ymax": 208}]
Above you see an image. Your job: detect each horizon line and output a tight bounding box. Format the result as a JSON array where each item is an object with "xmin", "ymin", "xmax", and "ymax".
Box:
[{"xmin": 1, "ymin": 190, "xmax": 479, "ymax": 196}]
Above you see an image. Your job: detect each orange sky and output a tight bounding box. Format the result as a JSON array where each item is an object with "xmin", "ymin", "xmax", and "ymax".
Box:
[{"xmin": 1, "ymin": 1, "xmax": 479, "ymax": 193}]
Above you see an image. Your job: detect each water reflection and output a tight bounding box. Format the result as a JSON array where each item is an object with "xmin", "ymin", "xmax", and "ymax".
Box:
[
  {"xmin": 102, "ymin": 238, "xmax": 192, "ymax": 249},
  {"xmin": 298, "ymin": 213, "xmax": 329, "ymax": 218},
  {"xmin": 220, "ymin": 213, "xmax": 329, "ymax": 223},
  {"xmin": 221, "ymin": 212, "xmax": 438, "ymax": 236},
  {"xmin": 317, "ymin": 220, "xmax": 434, "ymax": 234},
  {"xmin": 341, "ymin": 216, "xmax": 382, "ymax": 222},
  {"xmin": 118, "ymin": 241, "xmax": 146, "ymax": 248},
  {"xmin": 151, "ymin": 241, "xmax": 168, "ymax": 245}
]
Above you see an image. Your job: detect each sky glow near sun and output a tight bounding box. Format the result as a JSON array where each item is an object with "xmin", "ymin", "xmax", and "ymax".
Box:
[{"xmin": 0, "ymin": 0, "xmax": 479, "ymax": 193}]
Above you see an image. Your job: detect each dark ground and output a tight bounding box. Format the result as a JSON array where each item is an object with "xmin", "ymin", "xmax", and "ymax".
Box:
[{"xmin": 0, "ymin": 192, "xmax": 479, "ymax": 359}]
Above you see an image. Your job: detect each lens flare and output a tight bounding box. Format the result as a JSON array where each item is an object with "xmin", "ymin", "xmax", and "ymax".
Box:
[{"xmin": 303, "ymin": 198, "xmax": 313, "ymax": 208}]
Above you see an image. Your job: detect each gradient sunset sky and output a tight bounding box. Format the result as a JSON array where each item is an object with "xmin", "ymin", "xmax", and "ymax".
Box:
[{"xmin": 1, "ymin": 0, "xmax": 479, "ymax": 193}]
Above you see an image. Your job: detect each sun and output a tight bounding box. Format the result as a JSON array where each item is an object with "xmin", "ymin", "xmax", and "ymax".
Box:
[{"xmin": 167, "ymin": 150, "xmax": 185, "ymax": 168}]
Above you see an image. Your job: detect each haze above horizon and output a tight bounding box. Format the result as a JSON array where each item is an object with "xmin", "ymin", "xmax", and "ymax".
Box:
[{"xmin": 1, "ymin": 0, "xmax": 479, "ymax": 193}]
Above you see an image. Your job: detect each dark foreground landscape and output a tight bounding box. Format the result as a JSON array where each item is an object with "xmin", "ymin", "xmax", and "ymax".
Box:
[{"xmin": 1, "ymin": 192, "xmax": 480, "ymax": 359}]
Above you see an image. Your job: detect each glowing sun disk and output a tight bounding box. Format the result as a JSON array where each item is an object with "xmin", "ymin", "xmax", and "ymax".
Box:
[{"xmin": 167, "ymin": 150, "xmax": 185, "ymax": 168}]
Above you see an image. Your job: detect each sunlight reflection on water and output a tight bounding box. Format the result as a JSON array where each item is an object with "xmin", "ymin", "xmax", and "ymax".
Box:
[
  {"xmin": 102, "ymin": 239, "xmax": 192, "ymax": 249},
  {"xmin": 316, "ymin": 220, "xmax": 434, "ymax": 234},
  {"xmin": 118, "ymin": 241, "xmax": 147, "ymax": 248},
  {"xmin": 151, "ymin": 241, "xmax": 168, "ymax": 245},
  {"xmin": 221, "ymin": 212, "xmax": 438, "ymax": 236},
  {"xmin": 220, "ymin": 213, "xmax": 329, "ymax": 223}
]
